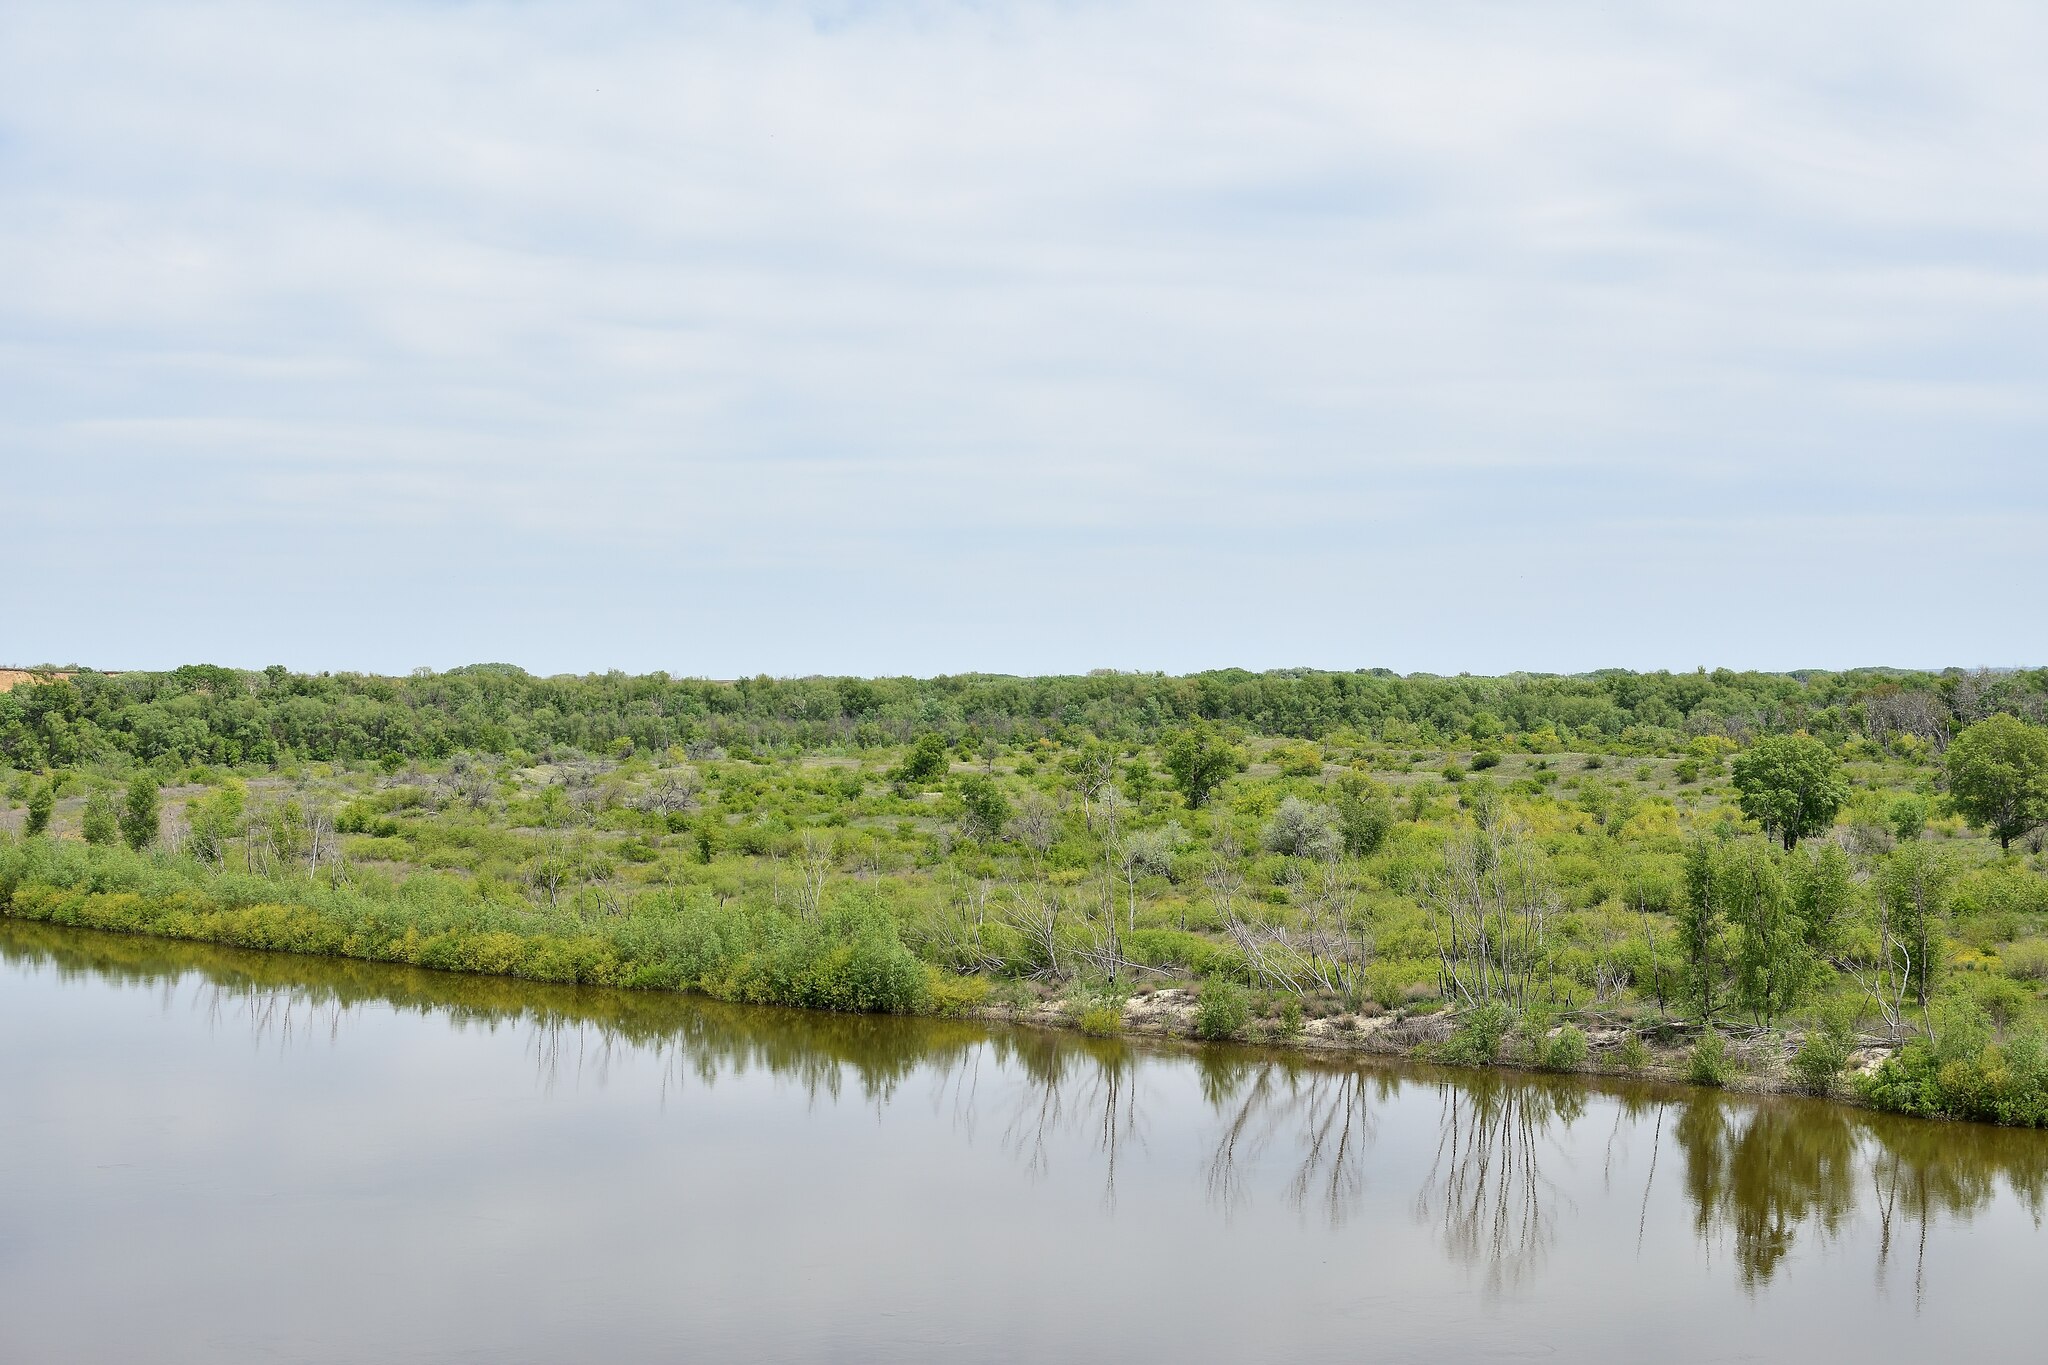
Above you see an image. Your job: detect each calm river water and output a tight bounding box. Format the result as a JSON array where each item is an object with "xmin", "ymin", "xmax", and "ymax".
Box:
[{"xmin": 2, "ymin": 919, "xmax": 2044, "ymax": 1363}]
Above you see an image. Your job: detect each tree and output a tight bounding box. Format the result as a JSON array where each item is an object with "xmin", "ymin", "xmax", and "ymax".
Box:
[
  {"xmin": 1720, "ymin": 840, "xmax": 1808, "ymax": 1027},
  {"xmin": 1162, "ymin": 724, "xmax": 1236, "ymax": 810},
  {"xmin": 1790, "ymin": 840, "xmax": 1854, "ymax": 959},
  {"xmin": 1731, "ymin": 735, "xmax": 1848, "ymax": 849},
  {"xmin": 1428, "ymin": 802, "xmax": 1551, "ymax": 1009},
  {"xmin": 185, "ymin": 781, "xmax": 246, "ymax": 864},
  {"xmin": 893, "ymin": 733, "xmax": 949, "ymax": 786},
  {"xmin": 81, "ymin": 787, "xmax": 119, "ymax": 846},
  {"xmin": 1944, "ymin": 715, "xmax": 2048, "ymax": 850},
  {"xmin": 24, "ymin": 779, "xmax": 53, "ymax": 836},
  {"xmin": 1332, "ymin": 773, "xmax": 1393, "ymax": 857},
  {"xmin": 1678, "ymin": 837, "xmax": 1730, "ymax": 1022},
  {"xmin": 1259, "ymin": 795, "xmax": 1341, "ymax": 860},
  {"xmin": 956, "ymin": 774, "xmax": 1010, "ymax": 842},
  {"xmin": 119, "ymin": 776, "xmax": 160, "ymax": 850},
  {"xmin": 1874, "ymin": 843, "xmax": 1950, "ymax": 1017}
]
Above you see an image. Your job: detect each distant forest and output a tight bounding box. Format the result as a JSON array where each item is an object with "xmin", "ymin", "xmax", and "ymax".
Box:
[{"xmin": 3, "ymin": 663, "xmax": 2044, "ymax": 770}]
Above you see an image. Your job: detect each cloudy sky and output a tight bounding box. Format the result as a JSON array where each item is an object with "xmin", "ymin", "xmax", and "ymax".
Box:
[{"xmin": 4, "ymin": 1, "xmax": 2043, "ymax": 678}]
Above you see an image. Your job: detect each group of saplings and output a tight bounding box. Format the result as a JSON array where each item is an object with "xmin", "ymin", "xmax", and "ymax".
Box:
[{"xmin": 18, "ymin": 773, "xmax": 162, "ymax": 852}]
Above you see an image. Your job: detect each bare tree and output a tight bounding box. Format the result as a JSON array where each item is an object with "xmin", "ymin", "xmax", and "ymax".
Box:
[
  {"xmin": 1428, "ymin": 803, "xmax": 1555, "ymax": 1011},
  {"xmin": 1006, "ymin": 883, "xmax": 1067, "ymax": 981},
  {"xmin": 793, "ymin": 829, "xmax": 834, "ymax": 921},
  {"xmin": 1005, "ymin": 791, "xmax": 1058, "ymax": 857},
  {"xmin": 640, "ymin": 767, "xmax": 702, "ymax": 818}
]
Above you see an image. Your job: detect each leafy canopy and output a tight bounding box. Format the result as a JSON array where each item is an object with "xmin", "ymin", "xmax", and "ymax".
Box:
[
  {"xmin": 1731, "ymin": 734, "xmax": 1848, "ymax": 849},
  {"xmin": 1945, "ymin": 715, "xmax": 2048, "ymax": 850}
]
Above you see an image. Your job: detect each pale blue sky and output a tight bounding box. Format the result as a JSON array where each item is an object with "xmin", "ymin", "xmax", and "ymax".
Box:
[{"xmin": 4, "ymin": 1, "xmax": 2043, "ymax": 677}]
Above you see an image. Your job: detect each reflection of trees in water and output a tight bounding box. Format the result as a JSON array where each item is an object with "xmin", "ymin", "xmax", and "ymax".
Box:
[
  {"xmin": 1673, "ymin": 1098, "xmax": 1858, "ymax": 1290},
  {"xmin": 1198, "ymin": 1053, "xmax": 1388, "ymax": 1225},
  {"xmin": 1667, "ymin": 1090, "xmax": 2047, "ymax": 1299},
  {"xmin": 11, "ymin": 918, "xmax": 2048, "ymax": 1300},
  {"xmin": 1412, "ymin": 1074, "xmax": 1583, "ymax": 1290},
  {"xmin": 994, "ymin": 1030, "xmax": 1144, "ymax": 1207},
  {"xmin": 1862, "ymin": 1114, "xmax": 2044, "ymax": 1308}
]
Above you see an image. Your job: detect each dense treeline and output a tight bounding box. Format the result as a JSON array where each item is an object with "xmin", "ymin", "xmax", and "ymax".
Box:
[{"xmin": 4, "ymin": 661, "xmax": 2046, "ymax": 770}]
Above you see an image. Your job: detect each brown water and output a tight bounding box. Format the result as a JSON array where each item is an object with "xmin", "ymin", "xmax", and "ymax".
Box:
[{"xmin": 2, "ymin": 920, "xmax": 2044, "ymax": 1364}]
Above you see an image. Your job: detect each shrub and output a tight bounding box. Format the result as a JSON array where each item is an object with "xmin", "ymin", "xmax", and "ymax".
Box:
[
  {"xmin": 1260, "ymin": 796, "xmax": 1342, "ymax": 860},
  {"xmin": 2002, "ymin": 938, "xmax": 2048, "ymax": 981},
  {"xmin": 24, "ymin": 781, "xmax": 54, "ymax": 836},
  {"xmin": 1965, "ymin": 974, "xmax": 2034, "ymax": 1027},
  {"xmin": 1193, "ymin": 978, "xmax": 1250, "ymax": 1040},
  {"xmin": 892, "ymin": 733, "xmax": 950, "ymax": 786},
  {"xmin": 1274, "ymin": 743, "xmax": 1324, "ymax": 777},
  {"xmin": 1687, "ymin": 1031, "xmax": 1735, "ymax": 1087},
  {"xmin": 1611, "ymin": 1034, "xmax": 1652, "ymax": 1073},
  {"xmin": 1470, "ymin": 750, "xmax": 1502, "ymax": 771},
  {"xmin": 1790, "ymin": 1015, "xmax": 1855, "ymax": 1096},
  {"xmin": 1075, "ymin": 1000, "xmax": 1124, "ymax": 1037},
  {"xmin": 926, "ymin": 970, "xmax": 992, "ymax": 1017},
  {"xmin": 1860, "ymin": 1001, "xmax": 2048, "ymax": 1127},
  {"xmin": 81, "ymin": 789, "xmax": 119, "ymax": 846},
  {"xmin": 1535, "ymin": 1021, "xmax": 1590, "ymax": 1072},
  {"xmin": 1888, "ymin": 795, "xmax": 1928, "ymax": 842},
  {"xmin": 1438, "ymin": 1003, "xmax": 1514, "ymax": 1067}
]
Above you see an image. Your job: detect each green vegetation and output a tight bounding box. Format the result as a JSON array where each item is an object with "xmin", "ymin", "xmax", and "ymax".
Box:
[
  {"xmin": 1688, "ymin": 1031, "xmax": 1735, "ymax": 1088},
  {"xmin": 1193, "ymin": 979, "xmax": 1250, "ymax": 1040},
  {"xmin": 2, "ymin": 662, "xmax": 2047, "ymax": 1123}
]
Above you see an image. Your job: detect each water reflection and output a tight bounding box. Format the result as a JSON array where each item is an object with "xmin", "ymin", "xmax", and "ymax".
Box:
[
  {"xmin": 6, "ymin": 918, "xmax": 2045, "ymax": 1306},
  {"xmin": 1416, "ymin": 1075, "xmax": 1582, "ymax": 1289}
]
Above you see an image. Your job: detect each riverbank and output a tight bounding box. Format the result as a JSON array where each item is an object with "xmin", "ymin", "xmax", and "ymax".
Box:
[
  {"xmin": 0, "ymin": 879, "xmax": 1897, "ymax": 1113},
  {"xmin": 3, "ymin": 832, "xmax": 2041, "ymax": 1126}
]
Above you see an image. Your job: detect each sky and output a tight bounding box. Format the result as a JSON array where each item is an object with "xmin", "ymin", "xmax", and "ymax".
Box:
[{"xmin": 3, "ymin": 0, "xmax": 2044, "ymax": 679}]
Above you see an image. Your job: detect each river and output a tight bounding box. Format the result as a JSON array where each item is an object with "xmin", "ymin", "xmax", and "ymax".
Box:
[{"xmin": 2, "ymin": 919, "xmax": 2042, "ymax": 1363}]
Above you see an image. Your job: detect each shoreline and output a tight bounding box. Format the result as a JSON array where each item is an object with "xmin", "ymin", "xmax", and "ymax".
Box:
[{"xmin": 1, "ymin": 901, "xmax": 1903, "ymax": 1115}]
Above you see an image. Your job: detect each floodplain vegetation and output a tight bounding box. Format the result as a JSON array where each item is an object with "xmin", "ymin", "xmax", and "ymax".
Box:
[{"xmin": 3, "ymin": 663, "xmax": 2048, "ymax": 1125}]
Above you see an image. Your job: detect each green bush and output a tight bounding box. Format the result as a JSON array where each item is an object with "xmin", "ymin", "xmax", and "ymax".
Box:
[
  {"xmin": 1611, "ymin": 1034, "xmax": 1652, "ymax": 1073},
  {"xmin": 1860, "ymin": 1002, "xmax": 2048, "ymax": 1127},
  {"xmin": 1193, "ymin": 978, "xmax": 1250, "ymax": 1040},
  {"xmin": 24, "ymin": 781, "xmax": 53, "ymax": 836},
  {"xmin": 1438, "ymin": 1003, "xmax": 1514, "ymax": 1067},
  {"xmin": 1790, "ymin": 1015, "xmax": 1855, "ymax": 1096},
  {"xmin": 1688, "ymin": 1031, "xmax": 1735, "ymax": 1087},
  {"xmin": 81, "ymin": 789, "xmax": 119, "ymax": 846},
  {"xmin": 2001, "ymin": 938, "xmax": 2048, "ymax": 981},
  {"xmin": 1535, "ymin": 1021, "xmax": 1590, "ymax": 1072},
  {"xmin": 1075, "ymin": 999, "xmax": 1124, "ymax": 1037}
]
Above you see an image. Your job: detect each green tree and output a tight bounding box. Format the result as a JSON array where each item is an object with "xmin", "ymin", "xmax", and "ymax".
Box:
[
  {"xmin": 1678, "ymin": 837, "xmax": 1731, "ymax": 1022},
  {"xmin": 956, "ymin": 774, "xmax": 1011, "ymax": 842},
  {"xmin": 1874, "ymin": 843, "xmax": 1951, "ymax": 1016},
  {"xmin": 81, "ymin": 787, "xmax": 119, "ymax": 846},
  {"xmin": 1162, "ymin": 723, "xmax": 1237, "ymax": 810},
  {"xmin": 1790, "ymin": 840, "xmax": 1854, "ymax": 958},
  {"xmin": 1731, "ymin": 735, "xmax": 1848, "ymax": 849},
  {"xmin": 23, "ymin": 779, "xmax": 54, "ymax": 836},
  {"xmin": 1720, "ymin": 840, "xmax": 1809, "ymax": 1027},
  {"xmin": 1944, "ymin": 715, "xmax": 2048, "ymax": 850},
  {"xmin": 185, "ymin": 781, "xmax": 246, "ymax": 864},
  {"xmin": 893, "ymin": 733, "xmax": 950, "ymax": 786},
  {"xmin": 1333, "ymin": 773, "xmax": 1394, "ymax": 857},
  {"xmin": 119, "ymin": 776, "xmax": 160, "ymax": 850}
]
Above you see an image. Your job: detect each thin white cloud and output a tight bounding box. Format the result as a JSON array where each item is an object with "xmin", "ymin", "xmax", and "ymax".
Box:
[{"xmin": 1, "ymin": 0, "xmax": 2042, "ymax": 674}]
